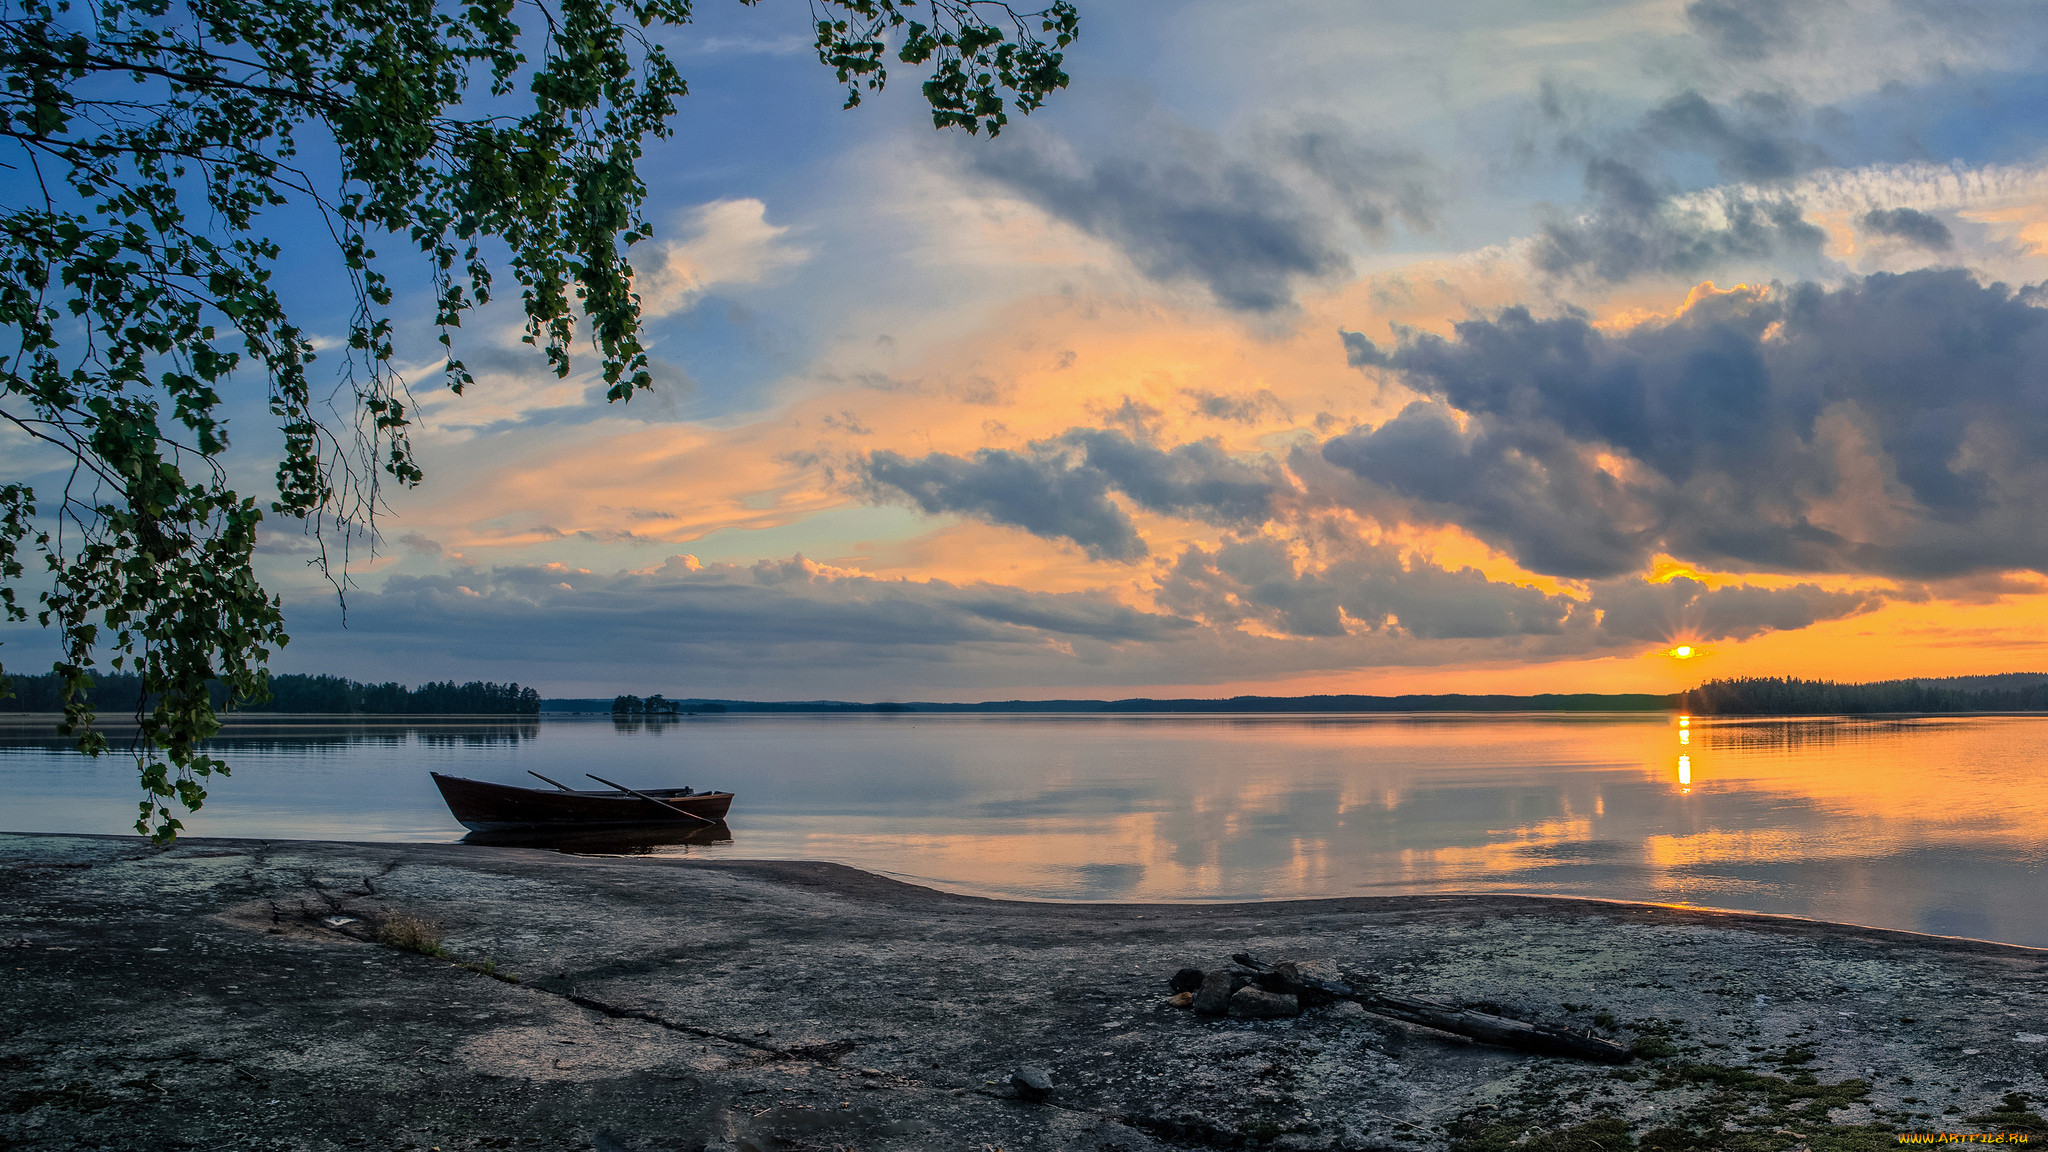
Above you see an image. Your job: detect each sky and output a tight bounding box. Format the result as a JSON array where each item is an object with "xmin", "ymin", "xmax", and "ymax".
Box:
[{"xmin": 17, "ymin": 0, "xmax": 2048, "ymax": 700}]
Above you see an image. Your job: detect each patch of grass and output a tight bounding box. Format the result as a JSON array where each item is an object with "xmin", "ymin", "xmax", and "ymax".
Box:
[
  {"xmin": 375, "ymin": 914, "xmax": 447, "ymax": 958},
  {"xmin": 457, "ymin": 958, "xmax": 520, "ymax": 983}
]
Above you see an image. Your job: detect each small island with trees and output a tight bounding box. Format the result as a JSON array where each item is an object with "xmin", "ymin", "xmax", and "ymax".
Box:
[{"xmin": 609, "ymin": 695, "xmax": 725, "ymax": 717}]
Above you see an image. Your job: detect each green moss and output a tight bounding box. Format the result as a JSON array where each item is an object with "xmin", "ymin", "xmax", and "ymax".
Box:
[
  {"xmin": 1453, "ymin": 1059, "xmax": 1880, "ymax": 1152},
  {"xmin": 1965, "ymin": 1092, "xmax": 2048, "ymax": 1137},
  {"xmin": 1631, "ymin": 1034, "xmax": 1679, "ymax": 1059},
  {"xmin": 1629, "ymin": 1017, "xmax": 1690, "ymax": 1059}
]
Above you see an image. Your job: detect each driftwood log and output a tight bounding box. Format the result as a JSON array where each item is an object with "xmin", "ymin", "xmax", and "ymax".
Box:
[{"xmin": 1231, "ymin": 953, "xmax": 1634, "ymax": 1064}]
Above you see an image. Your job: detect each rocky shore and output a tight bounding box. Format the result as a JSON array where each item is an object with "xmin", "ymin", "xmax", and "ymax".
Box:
[{"xmin": 3, "ymin": 831, "xmax": 2046, "ymax": 1150}]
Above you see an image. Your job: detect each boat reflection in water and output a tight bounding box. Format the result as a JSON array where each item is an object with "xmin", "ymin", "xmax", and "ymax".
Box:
[{"xmin": 459, "ymin": 821, "xmax": 733, "ymax": 856}]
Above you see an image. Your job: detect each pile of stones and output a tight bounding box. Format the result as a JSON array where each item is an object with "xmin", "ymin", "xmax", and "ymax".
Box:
[{"xmin": 1165, "ymin": 959, "xmax": 1344, "ymax": 1020}]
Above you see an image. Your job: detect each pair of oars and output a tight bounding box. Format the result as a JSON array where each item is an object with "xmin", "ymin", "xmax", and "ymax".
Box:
[{"xmin": 528, "ymin": 769, "xmax": 717, "ymax": 825}]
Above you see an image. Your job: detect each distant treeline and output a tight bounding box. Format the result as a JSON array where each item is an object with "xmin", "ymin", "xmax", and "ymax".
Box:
[
  {"xmin": 1685, "ymin": 673, "xmax": 2048, "ymax": 715},
  {"xmin": 0, "ymin": 672, "xmax": 540, "ymax": 715},
  {"xmin": 550, "ymin": 692, "xmax": 1677, "ymax": 714}
]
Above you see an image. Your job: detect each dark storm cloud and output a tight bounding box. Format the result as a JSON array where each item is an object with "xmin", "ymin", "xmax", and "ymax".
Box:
[
  {"xmin": 863, "ymin": 430, "xmax": 1288, "ymax": 561},
  {"xmin": 1328, "ymin": 269, "xmax": 2048, "ymax": 580},
  {"xmin": 969, "ymin": 122, "xmax": 1435, "ymax": 312},
  {"xmin": 1860, "ymin": 207, "xmax": 1954, "ymax": 250}
]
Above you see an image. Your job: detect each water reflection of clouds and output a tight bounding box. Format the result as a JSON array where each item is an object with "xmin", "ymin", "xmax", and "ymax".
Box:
[
  {"xmin": 741, "ymin": 714, "xmax": 2047, "ymax": 944},
  {"xmin": 6, "ymin": 713, "xmax": 2045, "ymax": 945}
]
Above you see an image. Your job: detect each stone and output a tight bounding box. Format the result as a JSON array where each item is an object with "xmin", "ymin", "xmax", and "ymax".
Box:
[
  {"xmin": 1326, "ymin": 1000, "xmax": 1368, "ymax": 1022},
  {"xmin": 1294, "ymin": 958, "xmax": 1346, "ymax": 985},
  {"xmin": 1228, "ymin": 986, "xmax": 1300, "ymax": 1020},
  {"xmin": 1193, "ymin": 969, "xmax": 1235, "ymax": 1015},
  {"xmin": 1169, "ymin": 967, "xmax": 1205, "ymax": 993},
  {"xmin": 1010, "ymin": 1065, "xmax": 1054, "ymax": 1100},
  {"xmin": 1168, "ymin": 991, "xmax": 1194, "ymax": 1009}
]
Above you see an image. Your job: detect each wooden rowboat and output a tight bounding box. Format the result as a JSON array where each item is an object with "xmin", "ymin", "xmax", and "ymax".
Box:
[{"xmin": 431, "ymin": 771, "xmax": 734, "ymax": 832}]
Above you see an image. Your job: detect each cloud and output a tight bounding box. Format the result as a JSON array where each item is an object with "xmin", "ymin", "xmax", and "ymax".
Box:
[
  {"xmin": 968, "ymin": 119, "xmax": 1435, "ymax": 312},
  {"xmin": 1322, "ymin": 396, "xmax": 1657, "ymax": 579},
  {"xmin": 686, "ymin": 32, "xmax": 810, "ymax": 55},
  {"xmin": 1684, "ymin": 0, "xmax": 1810, "ymax": 61},
  {"xmin": 282, "ymin": 556, "xmax": 1192, "ymax": 676},
  {"xmin": 258, "ymin": 548, "xmax": 1884, "ymax": 698},
  {"xmin": 1677, "ymin": 0, "xmax": 2048, "ymax": 105},
  {"xmin": 397, "ymin": 533, "xmax": 443, "ymax": 557},
  {"xmin": 1327, "ymin": 269, "xmax": 2048, "ymax": 580},
  {"xmin": 1638, "ymin": 91, "xmax": 1826, "ymax": 184},
  {"xmin": 1278, "ymin": 123, "xmax": 1441, "ymax": 238},
  {"xmin": 1519, "ymin": 74, "xmax": 1896, "ymax": 285},
  {"xmin": 1540, "ymin": 150, "xmax": 1826, "ymax": 282},
  {"xmin": 1860, "ymin": 207, "xmax": 1954, "ymax": 250},
  {"xmin": 1182, "ymin": 387, "xmax": 1291, "ymax": 425},
  {"xmin": 863, "ymin": 429, "xmax": 1290, "ymax": 561},
  {"xmin": 1156, "ymin": 537, "xmax": 1576, "ymax": 640},
  {"xmin": 1585, "ymin": 576, "xmax": 1884, "ymax": 643},
  {"xmin": 1151, "ymin": 536, "xmax": 1881, "ymax": 648},
  {"xmin": 634, "ymin": 199, "xmax": 811, "ymax": 318},
  {"xmin": 864, "ymin": 444, "xmax": 1142, "ymax": 562}
]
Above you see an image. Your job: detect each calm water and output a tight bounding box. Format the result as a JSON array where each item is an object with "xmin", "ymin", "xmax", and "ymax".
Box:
[{"xmin": 3, "ymin": 712, "xmax": 2043, "ymax": 945}]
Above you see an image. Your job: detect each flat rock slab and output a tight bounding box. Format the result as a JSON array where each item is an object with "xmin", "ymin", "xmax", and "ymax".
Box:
[{"xmin": 3, "ymin": 832, "xmax": 2046, "ymax": 1151}]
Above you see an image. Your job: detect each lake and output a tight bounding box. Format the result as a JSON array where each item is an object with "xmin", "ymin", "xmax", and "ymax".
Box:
[{"xmin": 3, "ymin": 712, "xmax": 2042, "ymax": 946}]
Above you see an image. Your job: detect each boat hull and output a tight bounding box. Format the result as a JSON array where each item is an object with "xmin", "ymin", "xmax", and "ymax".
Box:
[
  {"xmin": 431, "ymin": 772, "xmax": 734, "ymax": 831},
  {"xmin": 459, "ymin": 822, "xmax": 732, "ymax": 853}
]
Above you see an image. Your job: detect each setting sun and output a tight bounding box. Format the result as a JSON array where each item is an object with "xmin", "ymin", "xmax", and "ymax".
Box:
[{"xmin": 1667, "ymin": 645, "xmax": 1697, "ymax": 660}]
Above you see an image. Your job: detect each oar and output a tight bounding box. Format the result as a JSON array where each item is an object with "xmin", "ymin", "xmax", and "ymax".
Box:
[
  {"xmin": 585, "ymin": 773, "xmax": 716, "ymax": 825},
  {"xmin": 528, "ymin": 770, "xmax": 577, "ymax": 792}
]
